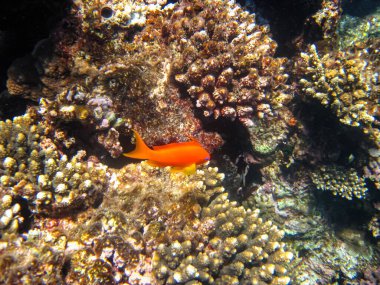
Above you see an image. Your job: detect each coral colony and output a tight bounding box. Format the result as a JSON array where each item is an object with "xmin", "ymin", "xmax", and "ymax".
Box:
[{"xmin": 0, "ymin": 0, "xmax": 379, "ymax": 284}]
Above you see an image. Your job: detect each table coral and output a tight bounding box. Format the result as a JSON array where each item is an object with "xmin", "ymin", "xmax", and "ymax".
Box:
[{"xmin": 153, "ymin": 193, "xmax": 294, "ymax": 285}]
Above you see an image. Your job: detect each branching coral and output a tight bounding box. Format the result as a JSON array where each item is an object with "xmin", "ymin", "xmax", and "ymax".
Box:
[
  {"xmin": 0, "ymin": 190, "xmax": 24, "ymax": 235},
  {"xmin": 39, "ymin": 162, "xmax": 225, "ymax": 284},
  {"xmin": 0, "ymin": 110, "xmax": 107, "ymax": 217},
  {"xmin": 310, "ymin": 165, "xmax": 367, "ymax": 200},
  {"xmin": 164, "ymin": 0, "xmax": 292, "ymax": 125},
  {"xmin": 153, "ymin": 193, "xmax": 294, "ymax": 285},
  {"xmin": 297, "ymin": 42, "xmax": 380, "ymax": 146},
  {"xmin": 311, "ymin": 0, "xmax": 341, "ymax": 42}
]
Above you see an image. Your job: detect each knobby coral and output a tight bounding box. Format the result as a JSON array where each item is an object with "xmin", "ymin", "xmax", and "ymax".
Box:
[
  {"xmin": 310, "ymin": 165, "xmax": 367, "ymax": 200},
  {"xmin": 166, "ymin": 0, "xmax": 292, "ymax": 126},
  {"xmin": 0, "ymin": 110, "xmax": 107, "ymax": 218},
  {"xmin": 153, "ymin": 193, "xmax": 294, "ymax": 285},
  {"xmin": 297, "ymin": 42, "xmax": 379, "ymax": 146}
]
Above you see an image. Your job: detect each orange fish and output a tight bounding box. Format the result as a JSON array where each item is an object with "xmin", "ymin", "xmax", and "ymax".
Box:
[{"xmin": 123, "ymin": 130, "xmax": 210, "ymax": 174}]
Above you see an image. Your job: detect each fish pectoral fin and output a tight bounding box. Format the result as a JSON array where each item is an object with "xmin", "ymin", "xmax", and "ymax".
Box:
[
  {"xmin": 170, "ymin": 163, "xmax": 197, "ymax": 175},
  {"xmin": 146, "ymin": 160, "xmax": 168, "ymax": 167}
]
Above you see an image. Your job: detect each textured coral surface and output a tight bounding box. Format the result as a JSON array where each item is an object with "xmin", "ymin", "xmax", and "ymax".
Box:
[{"xmin": 0, "ymin": 0, "xmax": 380, "ymax": 284}]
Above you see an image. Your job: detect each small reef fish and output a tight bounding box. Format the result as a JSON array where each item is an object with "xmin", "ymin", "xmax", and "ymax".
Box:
[{"xmin": 123, "ymin": 130, "xmax": 211, "ymax": 174}]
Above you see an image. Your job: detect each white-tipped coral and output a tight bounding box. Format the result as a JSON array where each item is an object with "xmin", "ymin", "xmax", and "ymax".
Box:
[
  {"xmin": 310, "ymin": 165, "xmax": 367, "ymax": 200},
  {"xmin": 153, "ymin": 193, "xmax": 294, "ymax": 284},
  {"xmin": 0, "ymin": 110, "xmax": 108, "ymax": 217}
]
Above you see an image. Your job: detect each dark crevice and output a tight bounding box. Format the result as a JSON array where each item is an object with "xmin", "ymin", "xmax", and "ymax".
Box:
[
  {"xmin": 237, "ymin": 0, "xmax": 323, "ymax": 57},
  {"xmin": 0, "ymin": 91, "xmax": 36, "ymax": 120},
  {"xmin": 294, "ymin": 99, "xmax": 366, "ymax": 167},
  {"xmin": 314, "ymin": 190, "xmax": 373, "ymax": 236},
  {"xmin": 61, "ymin": 258, "xmax": 71, "ymax": 279},
  {"xmin": 52, "ymin": 120, "xmax": 131, "ymax": 169},
  {"xmin": 0, "ymin": 0, "xmax": 72, "ymax": 93},
  {"xmin": 12, "ymin": 196, "xmax": 33, "ymax": 233},
  {"xmin": 197, "ymin": 113, "xmax": 264, "ymax": 197},
  {"xmin": 342, "ymin": 0, "xmax": 380, "ymax": 17}
]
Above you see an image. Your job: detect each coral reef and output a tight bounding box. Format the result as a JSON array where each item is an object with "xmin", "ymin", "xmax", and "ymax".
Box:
[
  {"xmin": 64, "ymin": 162, "xmax": 226, "ymax": 284},
  {"xmin": 0, "ymin": 110, "xmax": 107, "ymax": 217},
  {"xmin": 368, "ymin": 214, "xmax": 380, "ymax": 239},
  {"xmin": 0, "ymin": 234, "xmax": 65, "ymax": 284},
  {"xmin": 0, "ymin": 160, "xmax": 226, "ymax": 285},
  {"xmin": 338, "ymin": 14, "xmax": 380, "ymax": 49},
  {"xmin": 297, "ymin": 42, "xmax": 379, "ymax": 146},
  {"xmin": 338, "ymin": 0, "xmax": 380, "ymax": 49},
  {"xmin": 310, "ymin": 0, "xmax": 341, "ymax": 43},
  {"xmin": 310, "ymin": 165, "xmax": 368, "ymax": 200},
  {"xmin": 1, "ymin": 0, "xmax": 380, "ymax": 284},
  {"xmin": 166, "ymin": 0, "xmax": 292, "ymax": 125},
  {"xmin": 5, "ymin": 0, "xmax": 224, "ymax": 156},
  {"xmin": 153, "ymin": 193, "xmax": 294, "ymax": 284},
  {"xmin": 242, "ymin": 162, "xmax": 377, "ymax": 283},
  {"xmin": 247, "ymin": 116, "xmax": 290, "ymax": 156},
  {"xmin": 358, "ymin": 267, "xmax": 380, "ymax": 285},
  {"xmin": 107, "ymin": 161, "xmax": 225, "ymax": 244},
  {"xmin": 363, "ymin": 153, "xmax": 380, "ymax": 190}
]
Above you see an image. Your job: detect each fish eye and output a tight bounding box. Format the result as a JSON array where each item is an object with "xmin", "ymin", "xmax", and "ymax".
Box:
[{"xmin": 205, "ymin": 156, "xmax": 210, "ymax": 161}]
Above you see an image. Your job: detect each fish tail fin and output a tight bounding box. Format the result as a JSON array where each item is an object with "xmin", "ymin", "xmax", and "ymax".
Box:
[{"xmin": 123, "ymin": 130, "xmax": 153, "ymax": 160}]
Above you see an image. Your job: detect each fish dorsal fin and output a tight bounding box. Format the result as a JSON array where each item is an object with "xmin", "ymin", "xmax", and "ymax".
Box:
[
  {"xmin": 152, "ymin": 140, "xmax": 201, "ymax": 150},
  {"xmin": 123, "ymin": 130, "xmax": 153, "ymax": 159},
  {"xmin": 146, "ymin": 160, "xmax": 168, "ymax": 167}
]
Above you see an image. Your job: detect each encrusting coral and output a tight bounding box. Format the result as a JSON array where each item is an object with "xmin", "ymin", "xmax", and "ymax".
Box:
[
  {"xmin": 153, "ymin": 193, "xmax": 294, "ymax": 285},
  {"xmin": 0, "ymin": 109, "xmax": 107, "ymax": 217}
]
